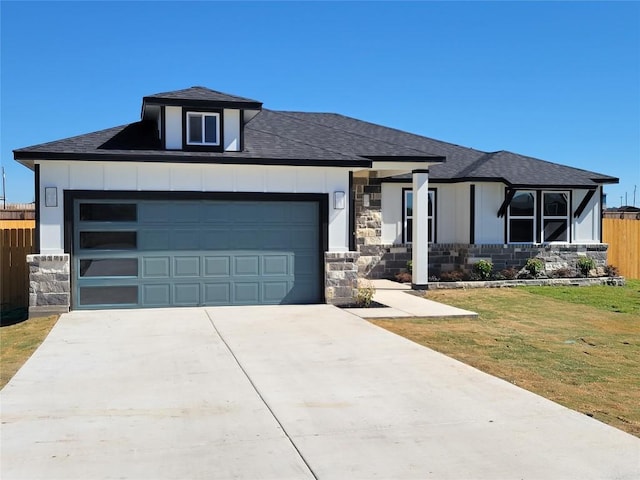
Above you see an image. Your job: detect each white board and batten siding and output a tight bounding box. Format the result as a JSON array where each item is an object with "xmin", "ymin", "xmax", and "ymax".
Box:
[
  {"xmin": 573, "ymin": 188, "xmax": 601, "ymax": 243},
  {"xmin": 37, "ymin": 161, "xmax": 351, "ymax": 254}
]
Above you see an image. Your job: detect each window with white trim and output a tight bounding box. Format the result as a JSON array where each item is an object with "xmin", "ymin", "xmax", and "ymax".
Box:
[
  {"xmin": 542, "ymin": 191, "xmax": 569, "ymax": 242},
  {"xmin": 403, "ymin": 189, "xmax": 435, "ymax": 244},
  {"xmin": 186, "ymin": 112, "xmax": 220, "ymax": 146},
  {"xmin": 508, "ymin": 191, "xmax": 535, "ymax": 243}
]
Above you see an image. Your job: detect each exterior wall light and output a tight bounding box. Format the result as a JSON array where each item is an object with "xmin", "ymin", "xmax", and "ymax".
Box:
[
  {"xmin": 45, "ymin": 187, "xmax": 58, "ymax": 207},
  {"xmin": 334, "ymin": 191, "xmax": 346, "ymax": 209}
]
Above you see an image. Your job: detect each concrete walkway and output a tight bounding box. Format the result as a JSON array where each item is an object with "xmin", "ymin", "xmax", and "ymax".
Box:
[
  {"xmin": 2, "ymin": 305, "xmax": 638, "ymax": 479},
  {"xmin": 345, "ymin": 279, "xmax": 477, "ymax": 318}
]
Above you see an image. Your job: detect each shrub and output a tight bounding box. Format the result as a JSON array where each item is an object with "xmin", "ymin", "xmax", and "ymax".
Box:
[
  {"xmin": 525, "ymin": 258, "xmax": 544, "ymax": 277},
  {"xmin": 354, "ymin": 279, "xmax": 376, "ymax": 307},
  {"xmin": 473, "ymin": 260, "xmax": 493, "ymax": 280},
  {"xmin": 551, "ymin": 267, "xmax": 574, "ymax": 278},
  {"xmin": 395, "ymin": 271, "xmax": 412, "ymax": 283},
  {"xmin": 499, "ymin": 267, "xmax": 518, "ymax": 280},
  {"xmin": 406, "ymin": 260, "xmax": 413, "ymax": 274},
  {"xmin": 577, "ymin": 256, "xmax": 596, "ymax": 277},
  {"xmin": 439, "ymin": 270, "xmax": 466, "ymax": 282},
  {"xmin": 604, "ymin": 264, "xmax": 619, "ymax": 277},
  {"xmin": 428, "ymin": 275, "xmax": 440, "ymax": 282}
]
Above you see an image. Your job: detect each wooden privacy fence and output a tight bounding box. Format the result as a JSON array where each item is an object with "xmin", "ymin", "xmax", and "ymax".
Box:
[
  {"xmin": 1, "ymin": 228, "xmax": 36, "ymax": 310},
  {"xmin": 603, "ymin": 218, "xmax": 640, "ymax": 279}
]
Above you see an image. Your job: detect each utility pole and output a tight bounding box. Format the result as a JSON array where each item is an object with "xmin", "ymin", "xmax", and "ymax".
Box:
[
  {"xmin": 634, "ymin": 185, "xmax": 637, "ymax": 207},
  {"xmin": 1, "ymin": 166, "xmax": 5, "ymax": 209}
]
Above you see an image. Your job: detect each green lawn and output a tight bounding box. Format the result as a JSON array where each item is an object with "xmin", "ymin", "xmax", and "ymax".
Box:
[
  {"xmin": 371, "ymin": 282, "xmax": 640, "ymax": 437},
  {"xmin": 0, "ymin": 315, "xmax": 59, "ymax": 389},
  {"xmin": 522, "ymin": 279, "xmax": 640, "ymax": 315}
]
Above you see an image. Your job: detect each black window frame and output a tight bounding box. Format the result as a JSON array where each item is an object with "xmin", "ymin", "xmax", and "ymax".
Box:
[{"xmin": 402, "ymin": 187, "xmax": 436, "ymax": 244}]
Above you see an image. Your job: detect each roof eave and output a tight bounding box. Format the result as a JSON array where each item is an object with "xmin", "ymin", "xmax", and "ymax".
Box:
[
  {"xmin": 142, "ymin": 97, "xmax": 263, "ymax": 111},
  {"xmin": 12, "ymin": 151, "xmax": 371, "ymax": 168}
]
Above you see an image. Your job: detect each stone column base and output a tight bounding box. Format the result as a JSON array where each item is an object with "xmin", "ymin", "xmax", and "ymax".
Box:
[
  {"xmin": 325, "ymin": 252, "xmax": 360, "ymax": 306},
  {"xmin": 27, "ymin": 254, "xmax": 70, "ymax": 318}
]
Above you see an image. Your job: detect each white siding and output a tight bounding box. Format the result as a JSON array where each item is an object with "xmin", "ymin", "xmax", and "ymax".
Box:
[
  {"xmin": 223, "ymin": 109, "xmax": 241, "ymax": 151},
  {"xmin": 573, "ymin": 188, "xmax": 601, "ymax": 243},
  {"xmin": 474, "ymin": 183, "xmax": 505, "ymax": 244},
  {"xmin": 165, "ymin": 106, "xmax": 182, "ymax": 149},
  {"xmin": 436, "ymin": 183, "xmax": 470, "ymax": 243},
  {"xmin": 381, "ymin": 183, "xmax": 404, "ymax": 244},
  {"xmin": 382, "ymin": 182, "xmax": 470, "ymax": 244},
  {"xmin": 37, "ymin": 161, "xmax": 350, "ymax": 253}
]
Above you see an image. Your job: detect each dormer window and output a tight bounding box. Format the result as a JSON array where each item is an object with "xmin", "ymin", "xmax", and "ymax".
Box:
[{"xmin": 186, "ymin": 112, "xmax": 220, "ymax": 146}]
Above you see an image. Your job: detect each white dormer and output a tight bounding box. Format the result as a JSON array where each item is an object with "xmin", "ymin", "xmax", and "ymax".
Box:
[{"xmin": 140, "ymin": 86, "xmax": 262, "ymax": 153}]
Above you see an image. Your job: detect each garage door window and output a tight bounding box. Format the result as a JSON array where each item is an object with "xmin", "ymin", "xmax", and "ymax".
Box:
[
  {"xmin": 79, "ymin": 203, "xmax": 137, "ymax": 222},
  {"xmin": 80, "ymin": 258, "xmax": 138, "ymax": 277},
  {"xmin": 79, "ymin": 286, "xmax": 138, "ymax": 306},
  {"xmin": 79, "ymin": 231, "xmax": 137, "ymax": 250}
]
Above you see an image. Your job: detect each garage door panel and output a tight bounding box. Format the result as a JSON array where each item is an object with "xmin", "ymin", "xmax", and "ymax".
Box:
[
  {"xmin": 174, "ymin": 256, "xmax": 200, "ymax": 277},
  {"xmin": 234, "ymin": 283, "xmax": 260, "ymax": 303},
  {"xmin": 263, "ymin": 282, "xmax": 290, "ymax": 302},
  {"xmin": 234, "ymin": 256, "xmax": 260, "ymax": 276},
  {"xmin": 204, "ymin": 283, "xmax": 231, "ymax": 304},
  {"xmin": 203, "ymin": 256, "xmax": 231, "ymax": 277},
  {"xmin": 174, "ymin": 283, "xmax": 200, "ymax": 305},
  {"xmin": 263, "ymin": 255, "xmax": 289, "ymax": 275},
  {"xmin": 143, "ymin": 284, "xmax": 171, "ymax": 306},
  {"xmin": 75, "ymin": 198, "xmax": 321, "ymax": 309},
  {"xmin": 142, "ymin": 257, "xmax": 171, "ymax": 278}
]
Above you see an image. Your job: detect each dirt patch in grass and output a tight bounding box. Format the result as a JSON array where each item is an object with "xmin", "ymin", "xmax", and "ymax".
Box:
[
  {"xmin": 370, "ymin": 287, "xmax": 640, "ymax": 437},
  {"xmin": 1, "ymin": 315, "xmax": 59, "ymax": 389}
]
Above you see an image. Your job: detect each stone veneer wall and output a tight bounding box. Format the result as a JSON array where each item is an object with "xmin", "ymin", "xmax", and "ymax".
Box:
[
  {"xmin": 27, "ymin": 254, "xmax": 71, "ymax": 317},
  {"xmin": 356, "ymin": 243, "xmax": 609, "ymax": 280},
  {"xmin": 325, "ymin": 252, "xmax": 360, "ymax": 306},
  {"xmin": 353, "ymin": 172, "xmax": 385, "ymax": 277}
]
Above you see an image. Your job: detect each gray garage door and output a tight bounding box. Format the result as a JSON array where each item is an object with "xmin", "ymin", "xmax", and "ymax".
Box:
[{"xmin": 73, "ymin": 199, "xmax": 321, "ymax": 309}]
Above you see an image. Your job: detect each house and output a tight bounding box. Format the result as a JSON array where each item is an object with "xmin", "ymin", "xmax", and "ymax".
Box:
[{"xmin": 14, "ymin": 87, "xmax": 617, "ymax": 315}]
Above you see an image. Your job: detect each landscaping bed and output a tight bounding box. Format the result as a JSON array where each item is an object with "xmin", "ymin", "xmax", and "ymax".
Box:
[{"xmin": 428, "ymin": 276, "xmax": 625, "ymax": 289}]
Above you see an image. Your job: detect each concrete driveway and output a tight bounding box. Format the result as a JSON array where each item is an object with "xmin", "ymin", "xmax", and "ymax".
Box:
[{"xmin": 1, "ymin": 305, "xmax": 638, "ymax": 479}]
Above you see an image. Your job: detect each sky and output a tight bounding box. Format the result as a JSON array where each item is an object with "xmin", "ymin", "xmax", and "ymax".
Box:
[{"xmin": 1, "ymin": 1, "xmax": 639, "ymax": 207}]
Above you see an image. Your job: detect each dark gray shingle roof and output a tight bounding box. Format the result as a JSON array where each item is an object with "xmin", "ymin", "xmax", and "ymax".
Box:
[
  {"xmin": 144, "ymin": 86, "xmax": 261, "ymax": 105},
  {"xmin": 14, "ymin": 87, "xmax": 617, "ymax": 187}
]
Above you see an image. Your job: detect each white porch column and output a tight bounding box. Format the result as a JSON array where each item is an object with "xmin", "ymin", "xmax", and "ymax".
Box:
[{"xmin": 412, "ymin": 169, "xmax": 429, "ymax": 288}]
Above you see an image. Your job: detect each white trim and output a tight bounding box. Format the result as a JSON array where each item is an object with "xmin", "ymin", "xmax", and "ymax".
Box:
[{"xmin": 186, "ymin": 112, "xmax": 220, "ymax": 146}]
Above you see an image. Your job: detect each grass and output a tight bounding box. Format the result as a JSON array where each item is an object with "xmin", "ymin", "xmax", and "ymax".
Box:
[
  {"xmin": 0, "ymin": 315, "xmax": 59, "ymax": 389},
  {"xmin": 370, "ymin": 281, "xmax": 640, "ymax": 437},
  {"xmin": 522, "ymin": 279, "xmax": 640, "ymax": 315}
]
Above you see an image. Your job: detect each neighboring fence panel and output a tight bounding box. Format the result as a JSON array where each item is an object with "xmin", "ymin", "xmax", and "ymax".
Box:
[
  {"xmin": 603, "ymin": 218, "xmax": 640, "ymax": 279},
  {"xmin": 0, "ymin": 220, "xmax": 36, "ymax": 229},
  {"xmin": 1, "ymin": 228, "xmax": 36, "ymax": 310}
]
